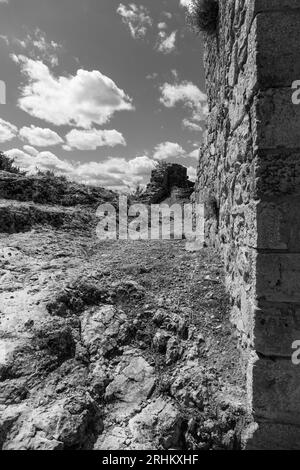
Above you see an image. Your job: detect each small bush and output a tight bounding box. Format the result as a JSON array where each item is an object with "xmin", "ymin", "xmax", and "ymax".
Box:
[
  {"xmin": 130, "ymin": 184, "xmax": 146, "ymax": 201},
  {"xmin": 0, "ymin": 151, "xmax": 23, "ymax": 174},
  {"xmin": 188, "ymin": 0, "xmax": 219, "ymax": 35}
]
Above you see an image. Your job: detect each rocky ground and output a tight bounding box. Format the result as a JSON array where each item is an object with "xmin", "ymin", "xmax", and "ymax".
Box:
[{"xmin": 0, "ymin": 209, "xmax": 247, "ymax": 450}]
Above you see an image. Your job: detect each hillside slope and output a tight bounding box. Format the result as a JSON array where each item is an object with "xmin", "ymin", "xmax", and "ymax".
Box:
[
  {"xmin": 0, "ymin": 162, "xmax": 247, "ymax": 450},
  {"xmin": 0, "ymin": 228, "xmax": 246, "ymax": 450}
]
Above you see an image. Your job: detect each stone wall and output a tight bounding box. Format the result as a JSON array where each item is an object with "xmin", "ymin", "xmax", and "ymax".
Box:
[
  {"xmin": 195, "ymin": 0, "xmax": 300, "ymax": 449},
  {"xmin": 140, "ymin": 163, "xmax": 194, "ymax": 204}
]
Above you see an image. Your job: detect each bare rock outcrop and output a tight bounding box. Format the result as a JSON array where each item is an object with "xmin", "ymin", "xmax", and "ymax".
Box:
[{"xmin": 0, "ymin": 229, "xmax": 246, "ymax": 450}]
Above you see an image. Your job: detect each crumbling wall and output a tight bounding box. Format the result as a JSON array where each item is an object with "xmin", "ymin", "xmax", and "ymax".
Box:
[
  {"xmin": 195, "ymin": 0, "xmax": 300, "ymax": 449},
  {"xmin": 140, "ymin": 163, "xmax": 194, "ymax": 204}
]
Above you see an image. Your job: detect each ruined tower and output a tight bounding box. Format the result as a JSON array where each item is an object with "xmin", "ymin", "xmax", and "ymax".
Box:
[{"xmin": 195, "ymin": 0, "xmax": 300, "ymax": 448}]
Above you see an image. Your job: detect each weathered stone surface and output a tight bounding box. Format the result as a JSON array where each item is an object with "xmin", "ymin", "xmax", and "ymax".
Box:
[
  {"xmin": 256, "ymin": 12, "xmax": 300, "ymax": 87},
  {"xmin": 81, "ymin": 305, "xmax": 132, "ymax": 358},
  {"xmin": 256, "ymin": 254, "xmax": 300, "ymax": 303},
  {"xmin": 256, "ymin": 150, "xmax": 300, "ymax": 197},
  {"xmin": 196, "ymin": 0, "xmax": 300, "ymax": 449},
  {"xmin": 252, "ymin": 357, "xmax": 300, "ymax": 424},
  {"xmin": 252, "ymin": 89, "xmax": 300, "ymax": 150},
  {"xmin": 128, "ymin": 398, "xmax": 183, "ymax": 449},
  {"xmin": 137, "ymin": 163, "xmax": 194, "ymax": 205},
  {"xmin": 255, "ymin": 0, "xmax": 300, "ymax": 12},
  {"xmin": 105, "ymin": 355, "xmax": 156, "ymax": 419},
  {"xmin": 257, "ymin": 198, "xmax": 300, "ymax": 251},
  {"xmin": 245, "ymin": 421, "xmax": 300, "ymax": 450},
  {"xmin": 254, "ymin": 301, "xmax": 300, "ymax": 357}
]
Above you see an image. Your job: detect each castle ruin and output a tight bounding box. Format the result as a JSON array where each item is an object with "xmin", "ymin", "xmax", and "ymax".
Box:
[{"xmin": 195, "ymin": 0, "xmax": 300, "ymax": 448}]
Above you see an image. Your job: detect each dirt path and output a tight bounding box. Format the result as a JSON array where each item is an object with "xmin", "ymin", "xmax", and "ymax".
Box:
[{"xmin": 0, "ymin": 227, "xmax": 246, "ymax": 450}]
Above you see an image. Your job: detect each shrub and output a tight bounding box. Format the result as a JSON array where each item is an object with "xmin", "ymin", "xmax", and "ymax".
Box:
[
  {"xmin": 188, "ymin": 0, "xmax": 219, "ymax": 35},
  {"xmin": 131, "ymin": 184, "xmax": 146, "ymax": 199},
  {"xmin": 0, "ymin": 151, "xmax": 23, "ymax": 174}
]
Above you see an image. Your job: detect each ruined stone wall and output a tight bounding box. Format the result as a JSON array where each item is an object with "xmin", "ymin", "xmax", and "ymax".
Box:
[{"xmin": 196, "ymin": 0, "xmax": 300, "ymax": 449}]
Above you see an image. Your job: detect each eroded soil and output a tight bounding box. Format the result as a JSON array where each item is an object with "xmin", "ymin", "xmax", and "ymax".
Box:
[{"xmin": 0, "ymin": 225, "xmax": 246, "ymax": 450}]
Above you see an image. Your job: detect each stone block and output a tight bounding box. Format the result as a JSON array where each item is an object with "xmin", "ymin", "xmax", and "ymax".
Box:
[
  {"xmin": 257, "ymin": 254, "xmax": 300, "ymax": 303},
  {"xmin": 256, "ymin": 197, "xmax": 300, "ymax": 251},
  {"xmin": 245, "ymin": 421, "xmax": 300, "ymax": 450},
  {"xmin": 255, "ymin": 0, "xmax": 300, "ymax": 12},
  {"xmin": 256, "ymin": 150, "xmax": 300, "ymax": 197},
  {"xmin": 254, "ymin": 301, "xmax": 300, "ymax": 356},
  {"xmin": 251, "ymin": 356, "xmax": 300, "ymax": 424},
  {"xmin": 256, "ymin": 11, "xmax": 300, "ymax": 87},
  {"xmin": 251, "ymin": 89, "xmax": 300, "ymax": 149}
]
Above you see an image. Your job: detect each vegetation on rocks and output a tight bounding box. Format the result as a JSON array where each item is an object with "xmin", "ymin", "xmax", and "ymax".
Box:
[
  {"xmin": 188, "ymin": 0, "xmax": 219, "ymax": 35},
  {"xmin": 0, "ymin": 152, "xmax": 23, "ymax": 175}
]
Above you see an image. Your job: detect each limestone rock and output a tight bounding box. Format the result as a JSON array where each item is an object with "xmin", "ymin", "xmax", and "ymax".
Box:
[{"xmin": 129, "ymin": 398, "xmax": 183, "ymax": 449}]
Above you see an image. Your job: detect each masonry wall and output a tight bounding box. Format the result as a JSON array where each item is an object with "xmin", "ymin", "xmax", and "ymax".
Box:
[{"xmin": 195, "ymin": 0, "xmax": 300, "ymax": 449}]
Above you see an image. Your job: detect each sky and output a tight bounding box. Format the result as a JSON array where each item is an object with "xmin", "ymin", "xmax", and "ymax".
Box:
[{"xmin": 0, "ymin": 0, "xmax": 207, "ymax": 191}]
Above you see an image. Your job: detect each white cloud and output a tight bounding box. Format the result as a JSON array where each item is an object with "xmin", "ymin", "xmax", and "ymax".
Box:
[
  {"xmin": 160, "ymin": 79, "xmax": 208, "ymax": 130},
  {"xmin": 4, "ymin": 29, "xmax": 61, "ymax": 67},
  {"xmin": 117, "ymin": 3, "xmax": 152, "ymax": 39},
  {"xmin": 17, "ymin": 28, "xmax": 61, "ymax": 67},
  {"xmin": 5, "ymin": 148, "xmax": 155, "ymax": 190},
  {"xmin": 65, "ymin": 129, "xmax": 126, "ymax": 151},
  {"xmin": 187, "ymin": 166, "xmax": 197, "ymax": 182},
  {"xmin": 160, "ymin": 80, "xmax": 207, "ymax": 119},
  {"xmin": 0, "ymin": 35, "xmax": 9, "ymax": 45},
  {"xmin": 153, "ymin": 141, "xmax": 185, "ymax": 161},
  {"xmin": 189, "ymin": 148, "xmax": 200, "ymax": 160},
  {"xmin": 179, "ymin": 0, "xmax": 193, "ymax": 11},
  {"xmin": 183, "ymin": 118, "xmax": 203, "ymax": 132},
  {"xmin": 0, "ymin": 118, "xmax": 18, "ymax": 143},
  {"xmin": 19, "ymin": 125, "xmax": 63, "ymax": 147},
  {"xmin": 14, "ymin": 56, "xmax": 134, "ymax": 128},
  {"xmin": 146, "ymin": 72, "xmax": 158, "ymax": 80},
  {"xmin": 158, "ymin": 22, "xmax": 167, "ymax": 30},
  {"xmin": 74, "ymin": 156, "xmax": 155, "ymax": 185},
  {"xmin": 23, "ymin": 145, "xmax": 39, "ymax": 156},
  {"xmin": 157, "ymin": 31, "xmax": 177, "ymax": 54},
  {"xmin": 5, "ymin": 148, "xmax": 73, "ymax": 174},
  {"xmin": 0, "ymin": 1, "xmax": 9, "ymax": 4}
]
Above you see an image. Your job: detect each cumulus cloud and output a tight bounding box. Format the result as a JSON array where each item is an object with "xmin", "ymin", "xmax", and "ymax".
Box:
[
  {"xmin": 153, "ymin": 141, "xmax": 185, "ymax": 161},
  {"xmin": 65, "ymin": 129, "xmax": 126, "ymax": 151},
  {"xmin": 160, "ymin": 79, "xmax": 208, "ymax": 130},
  {"xmin": 19, "ymin": 125, "xmax": 63, "ymax": 147},
  {"xmin": 146, "ymin": 72, "xmax": 158, "ymax": 80},
  {"xmin": 179, "ymin": 0, "xmax": 193, "ymax": 11},
  {"xmin": 0, "ymin": 118, "xmax": 18, "ymax": 143},
  {"xmin": 17, "ymin": 28, "xmax": 61, "ymax": 67},
  {"xmin": 74, "ymin": 156, "xmax": 156, "ymax": 188},
  {"xmin": 23, "ymin": 145, "xmax": 39, "ymax": 156},
  {"xmin": 5, "ymin": 148, "xmax": 155, "ymax": 190},
  {"xmin": 189, "ymin": 148, "xmax": 200, "ymax": 160},
  {"xmin": 158, "ymin": 22, "xmax": 167, "ymax": 30},
  {"xmin": 187, "ymin": 166, "xmax": 197, "ymax": 182},
  {"xmin": 13, "ymin": 55, "xmax": 134, "ymax": 128},
  {"xmin": 0, "ymin": 35, "xmax": 9, "ymax": 45},
  {"xmin": 117, "ymin": 3, "xmax": 152, "ymax": 39},
  {"xmin": 182, "ymin": 118, "xmax": 203, "ymax": 132},
  {"xmin": 157, "ymin": 31, "xmax": 177, "ymax": 54},
  {"xmin": 5, "ymin": 148, "xmax": 74, "ymax": 174},
  {"xmin": 4, "ymin": 29, "xmax": 61, "ymax": 67}
]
